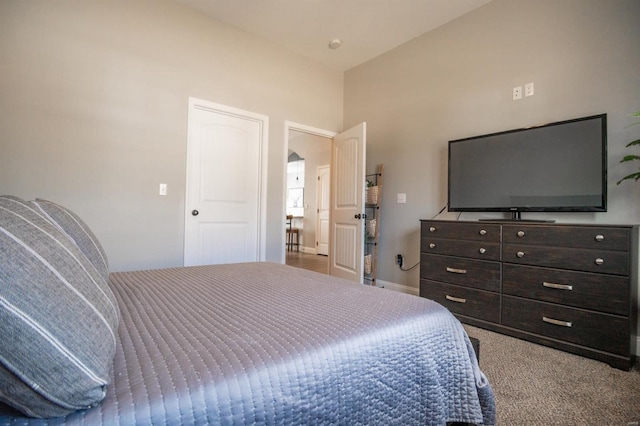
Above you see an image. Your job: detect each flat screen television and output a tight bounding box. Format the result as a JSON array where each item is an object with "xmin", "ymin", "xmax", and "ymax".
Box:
[{"xmin": 448, "ymin": 113, "xmax": 607, "ymax": 220}]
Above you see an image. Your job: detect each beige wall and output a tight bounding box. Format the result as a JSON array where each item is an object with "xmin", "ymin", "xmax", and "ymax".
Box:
[
  {"xmin": 0, "ymin": 1, "xmax": 343, "ymax": 271},
  {"xmin": 2, "ymin": 0, "xmax": 639, "ymax": 286},
  {"xmin": 344, "ymin": 0, "xmax": 640, "ymax": 290}
]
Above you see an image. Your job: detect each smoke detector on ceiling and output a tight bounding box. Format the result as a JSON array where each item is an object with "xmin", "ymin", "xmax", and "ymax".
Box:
[{"xmin": 328, "ymin": 39, "xmax": 342, "ymax": 49}]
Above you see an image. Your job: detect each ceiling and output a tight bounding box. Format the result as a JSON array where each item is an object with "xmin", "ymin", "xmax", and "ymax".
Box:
[{"xmin": 177, "ymin": 0, "xmax": 493, "ymax": 71}]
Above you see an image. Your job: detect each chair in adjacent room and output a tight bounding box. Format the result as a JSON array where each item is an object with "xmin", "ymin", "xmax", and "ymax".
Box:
[{"xmin": 286, "ymin": 215, "xmax": 299, "ymax": 252}]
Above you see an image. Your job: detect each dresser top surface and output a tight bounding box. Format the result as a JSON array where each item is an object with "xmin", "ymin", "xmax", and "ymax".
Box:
[{"xmin": 420, "ymin": 219, "xmax": 637, "ymax": 229}]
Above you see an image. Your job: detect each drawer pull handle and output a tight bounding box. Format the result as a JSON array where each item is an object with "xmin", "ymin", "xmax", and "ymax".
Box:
[
  {"xmin": 479, "ymin": 248, "xmax": 486, "ymax": 254},
  {"xmin": 543, "ymin": 282, "xmax": 573, "ymax": 291},
  {"xmin": 429, "ymin": 226, "xmax": 436, "ymax": 233},
  {"xmin": 517, "ymin": 230, "xmax": 526, "ymax": 238},
  {"xmin": 429, "ymin": 243, "xmax": 436, "ymax": 249},
  {"xmin": 542, "ymin": 316, "xmax": 572, "ymax": 328},
  {"xmin": 446, "ymin": 295, "xmax": 467, "ymax": 304},
  {"xmin": 446, "ymin": 267, "xmax": 467, "ymax": 274},
  {"xmin": 516, "ymin": 251, "xmax": 525, "ymax": 258},
  {"xmin": 595, "ymin": 234, "xmax": 605, "ymax": 242},
  {"xmin": 594, "ymin": 258, "xmax": 604, "ymax": 266},
  {"xmin": 479, "ymin": 229, "xmax": 487, "ymax": 236}
]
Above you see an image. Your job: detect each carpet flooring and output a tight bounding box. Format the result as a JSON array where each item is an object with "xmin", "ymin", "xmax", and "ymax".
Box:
[
  {"xmin": 464, "ymin": 325, "xmax": 640, "ymax": 425},
  {"xmin": 284, "ymin": 253, "xmax": 640, "ymax": 424}
]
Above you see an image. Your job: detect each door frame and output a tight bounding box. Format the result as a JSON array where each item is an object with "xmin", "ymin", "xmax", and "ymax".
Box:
[
  {"xmin": 282, "ymin": 121, "xmax": 336, "ymax": 263},
  {"xmin": 185, "ymin": 97, "xmax": 269, "ymax": 265}
]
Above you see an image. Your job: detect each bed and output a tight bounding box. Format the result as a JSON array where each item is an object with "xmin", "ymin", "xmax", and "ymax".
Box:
[{"xmin": 0, "ymin": 196, "xmax": 495, "ymax": 425}]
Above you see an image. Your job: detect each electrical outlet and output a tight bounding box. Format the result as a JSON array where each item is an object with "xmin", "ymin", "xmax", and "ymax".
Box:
[
  {"xmin": 159, "ymin": 183, "xmax": 167, "ymax": 196},
  {"xmin": 396, "ymin": 254, "xmax": 403, "ymax": 267},
  {"xmin": 513, "ymin": 86, "xmax": 522, "ymax": 100},
  {"xmin": 525, "ymin": 82, "xmax": 534, "ymax": 97}
]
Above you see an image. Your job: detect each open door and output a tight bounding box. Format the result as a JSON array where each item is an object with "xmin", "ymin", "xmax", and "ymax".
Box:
[
  {"xmin": 329, "ymin": 123, "xmax": 366, "ymax": 282},
  {"xmin": 316, "ymin": 164, "xmax": 330, "ymax": 256}
]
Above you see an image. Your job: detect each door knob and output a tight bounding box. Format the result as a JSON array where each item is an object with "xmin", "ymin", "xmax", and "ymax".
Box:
[{"xmin": 192, "ymin": 209, "xmax": 199, "ymax": 216}]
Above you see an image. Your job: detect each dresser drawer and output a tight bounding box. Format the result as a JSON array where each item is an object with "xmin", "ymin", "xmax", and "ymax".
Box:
[
  {"xmin": 420, "ymin": 280, "xmax": 500, "ymax": 323},
  {"xmin": 421, "ymin": 237, "xmax": 500, "ymax": 260},
  {"xmin": 502, "ymin": 296, "xmax": 629, "ymax": 356},
  {"xmin": 503, "ymin": 225, "xmax": 630, "ymax": 251},
  {"xmin": 420, "ymin": 253, "xmax": 501, "ymax": 292},
  {"xmin": 503, "ymin": 264, "xmax": 629, "ymax": 316},
  {"xmin": 503, "ymin": 243, "xmax": 629, "ymax": 275},
  {"xmin": 421, "ymin": 221, "xmax": 500, "ymax": 243}
]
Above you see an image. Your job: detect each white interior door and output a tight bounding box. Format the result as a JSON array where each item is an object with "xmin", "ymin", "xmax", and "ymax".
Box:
[
  {"xmin": 329, "ymin": 123, "xmax": 366, "ymax": 282},
  {"xmin": 316, "ymin": 164, "xmax": 330, "ymax": 256},
  {"xmin": 184, "ymin": 98, "xmax": 268, "ymax": 266}
]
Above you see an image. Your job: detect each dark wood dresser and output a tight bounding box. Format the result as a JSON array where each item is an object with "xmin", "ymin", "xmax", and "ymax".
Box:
[{"xmin": 419, "ymin": 220, "xmax": 638, "ymax": 370}]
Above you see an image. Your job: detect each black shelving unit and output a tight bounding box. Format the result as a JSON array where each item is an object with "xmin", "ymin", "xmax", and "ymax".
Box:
[{"xmin": 364, "ymin": 164, "xmax": 383, "ymax": 285}]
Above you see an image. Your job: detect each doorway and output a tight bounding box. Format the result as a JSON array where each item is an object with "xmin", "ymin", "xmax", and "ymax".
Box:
[{"xmin": 283, "ymin": 122, "xmax": 334, "ymax": 273}]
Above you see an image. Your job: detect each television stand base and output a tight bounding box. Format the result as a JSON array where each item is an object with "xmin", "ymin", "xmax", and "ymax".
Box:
[
  {"xmin": 478, "ymin": 211, "xmax": 555, "ymax": 223},
  {"xmin": 479, "ymin": 218, "xmax": 556, "ymax": 223}
]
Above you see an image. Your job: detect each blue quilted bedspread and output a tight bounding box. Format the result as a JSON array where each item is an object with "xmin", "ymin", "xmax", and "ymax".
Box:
[{"xmin": 0, "ymin": 262, "xmax": 495, "ymax": 425}]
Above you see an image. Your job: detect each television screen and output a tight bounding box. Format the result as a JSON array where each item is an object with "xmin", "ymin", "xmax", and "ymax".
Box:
[{"xmin": 448, "ymin": 114, "xmax": 607, "ymax": 215}]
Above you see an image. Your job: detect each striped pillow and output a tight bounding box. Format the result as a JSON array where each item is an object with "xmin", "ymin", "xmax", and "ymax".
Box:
[
  {"xmin": 0, "ymin": 196, "xmax": 119, "ymax": 418},
  {"xmin": 30, "ymin": 199, "xmax": 110, "ymax": 283}
]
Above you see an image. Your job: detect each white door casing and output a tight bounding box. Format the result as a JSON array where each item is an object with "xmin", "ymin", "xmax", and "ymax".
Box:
[
  {"xmin": 329, "ymin": 123, "xmax": 366, "ymax": 282},
  {"xmin": 184, "ymin": 97, "xmax": 268, "ymax": 266},
  {"xmin": 283, "ymin": 121, "xmax": 336, "ymax": 263},
  {"xmin": 316, "ymin": 164, "xmax": 330, "ymax": 256}
]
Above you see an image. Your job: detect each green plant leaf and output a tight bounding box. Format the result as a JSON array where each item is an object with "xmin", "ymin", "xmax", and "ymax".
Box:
[
  {"xmin": 626, "ymin": 111, "xmax": 640, "ymax": 127},
  {"xmin": 617, "ymin": 171, "xmax": 640, "ymax": 185},
  {"xmin": 620, "ymin": 155, "xmax": 640, "ymax": 163},
  {"xmin": 617, "ymin": 111, "xmax": 640, "ymax": 184},
  {"xmin": 625, "ymin": 138, "xmax": 640, "ymax": 147}
]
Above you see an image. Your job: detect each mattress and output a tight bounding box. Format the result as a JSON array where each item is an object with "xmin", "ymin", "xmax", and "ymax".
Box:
[{"xmin": 0, "ymin": 262, "xmax": 495, "ymax": 425}]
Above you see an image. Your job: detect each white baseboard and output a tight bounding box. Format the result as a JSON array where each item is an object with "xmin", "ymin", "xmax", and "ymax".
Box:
[
  {"xmin": 299, "ymin": 246, "xmax": 317, "ymax": 255},
  {"xmin": 376, "ymin": 279, "xmax": 419, "ymax": 296}
]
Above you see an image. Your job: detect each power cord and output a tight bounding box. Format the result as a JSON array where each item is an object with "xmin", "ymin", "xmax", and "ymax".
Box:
[
  {"xmin": 430, "ymin": 204, "xmax": 448, "ymax": 219},
  {"xmin": 397, "ymin": 204, "xmax": 449, "ymax": 272},
  {"xmin": 430, "ymin": 203, "xmax": 462, "ymax": 221},
  {"xmin": 400, "ymin": 261, "xmax": 420, "ymax": 272},
  {"xmin": 396, "ymin": 254, "xmax": 420, "ymax": 272}
]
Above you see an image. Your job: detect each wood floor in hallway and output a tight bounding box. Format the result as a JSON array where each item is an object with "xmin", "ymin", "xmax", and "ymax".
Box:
[{"xmin": 285, "ymin": 251, "xmax": 329, "ymax": 275}]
